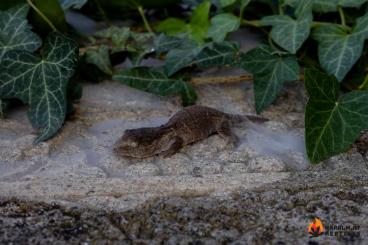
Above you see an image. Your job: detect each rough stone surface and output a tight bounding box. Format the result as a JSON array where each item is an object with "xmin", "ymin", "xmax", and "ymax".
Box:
[
  {"xmin": 0, "ymin": 29, "xmax": 367, "ymax": 244},
  {"xmin": 0, "ymin": 155, "xmax": 367, "ymax": 244}
]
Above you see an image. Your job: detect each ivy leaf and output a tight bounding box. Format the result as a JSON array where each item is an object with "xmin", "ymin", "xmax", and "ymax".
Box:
[
  {"xmin": 85, "ymin": 45, "xmax": 112, "ymax": 75},
  {"xmin": 155, "ymin": 18, "xmax": 188, "ymax": 35},
  {"xmin": 113, "ymin": 67, "xmax": 197, "ymax": 105},
  {"xmin": 312, "ymin": 0, "xmax": 338, "ymax": 12},
  {"xmin": 4, "ymin": 2, "xmax": 28, "ymax": 17},
  {"xmin": 305, "ymin": 68, "xmax": 368, "ymax": 163},
  {"xmin": 240, "ymin": 0, "xmax": 251, "ymax": 10},
  {"xmin": 353, "ymin": 11, "xmax": 368, "ymax": 40},
  {"xmin": 312, "ymin": 13, "xmax": 368, "ymax": 81},
  {"xmin": 155, "ymin": 1, "xmax": 210, "ymax": 43},
  {"xmin": 154, "ymin": 34, "xmax": 184, "ymax": 54},
  {"xmin": 312, "ymin": 25, "xmax": 362, "ymax": 81},
  {"xmin": 31, "ymin": 0, "xmax": 67, "ymax": 32},
  {"xmin": 192, "ymin": 42, "xmax": 239, "ymax": 68},
  {"xmin": 240, "ymin": 45, "xmax": 299, "ymax": 113},
  {"xmin": 190, "ymin": 0, "xmax": 211, "ymax": 28},
  {"xmin": 189, "ymin": 0, "xmax": 211, "ymax": 43},
  {"xmin": 339, "ymin": 0, "xmax": 368, "ymax": 7},
  {"xmin": 0, "ymin": 32, "xmax": 79, "ymax": 143},
  {"xmin": 180, "ymin": 82, "xmax": 197, "ymax": 106},
  {"xmin": 94, "ymin": 26, "xmax": 130, "ymax": 53},
  {"xmin": 219, "ymin": 0, "xmax": 237, "ymax": 8},
  {"xmin": 295, "ymin": 0, "xmax": 313, "ymax": 18},
  {"xmin": 207, "ymin": 13, "xmax": 240, "ymax": 42},
  {"xmin": 155, "ymin": 35, "xmax": 205, "ymax": 75},
  {"xmin": 0, "ymin": 0, "xmax": 25, "ymax": 10},
  {"xmin": 164, "ymin": 44, "xmax": 203, "ymax": 76},
  {"xmin": 0, "ymin": 4, "xmax": 42, "ymax": 61},
  {"xmin": 88, "ymin": 26, "xmax": 153, "ymax": 67},
  {"xmin": 313, "ymin": 0, "xmax": 368, "ymax": 12},
  {"xmin": 261, "ymin": 9, "xmax": 312, "ymax": 54}
]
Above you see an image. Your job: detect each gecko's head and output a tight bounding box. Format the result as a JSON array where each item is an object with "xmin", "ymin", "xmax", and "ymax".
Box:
[{"xmin": 113, "ymin": 127, "xmax": 169, "ymax": 158}]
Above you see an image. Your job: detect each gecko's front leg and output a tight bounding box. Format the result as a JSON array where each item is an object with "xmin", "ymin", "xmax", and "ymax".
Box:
[
  {"xmin": 217, "ymin": 120, "xmax": 239, "ymax": 147},
  {"xmin": 159, "ymin": 136, "xmax": 184, "ymax": 158}
]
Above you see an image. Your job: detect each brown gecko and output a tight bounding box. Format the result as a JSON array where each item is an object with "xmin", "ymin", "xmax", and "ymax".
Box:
[{"xmin": 113, "ymin": 105, "xmax": 268, "ymax": 158}]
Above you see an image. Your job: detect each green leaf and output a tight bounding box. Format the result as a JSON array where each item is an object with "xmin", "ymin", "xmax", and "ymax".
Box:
[
  {"xmin": 85, "ymin": 45, "xmax": 112, "ymax": 75},
  {"xmin": 305, "ymin": 68, "xmax": 368, "ymax": 163},
  {"xmin": 261, "ymin": 14, "xmax": 312, "ymax": 54},
  {"xmin": 189, "ymin": 0, "xmax": 211, "ymax": 43},
  {"xmin": 129, "ymin": 50, "xmax": 150, "ymax": 67},
  {"xmin": 295, "ymin": 0, "xmax": 313, "ymax": 18},
  {"xmin": 313, "ymin": 0, "xmax": 368, "ymax": 12},
  {"xmin": 0, "ymin": 32, "xmax": 79, "ymax": 143},
  {"xmin": 219, "ymin": 0, "xmax": 237, "ymax": 8},
  {"xmin": 154, "ymin": 34, "xmax": 184, "ymax": 54},
  {"xmin": 0, "ymin": 0, "xmax": 26, "ymax": 10},
  {"xmin": 31, "ymin": 0, "xmax": 67, "ymax": 32},
  {"xmin": 190, "ymin": 0, "xmax": 211, "ymax": 26},
  {"xmin": 353, "ymin": 11, "xmax": 368, "ymax": 40},
  {"xmin": 192, "ymin": 42, "xmax": 239, "ymax": 68},
  {"xmin": 240, "ymin": 0, "xmax": 251, "ymax": 14},
  {"xmin": 180, "ymin": 82, "xmax": 197, "ymax": 106},
  {"xmin": 155, "ymin": 1, "xmax": 210, "ymax": 43},
  {"xmin": 312, "ymin": 0, "xmax": 338, "ymax": 12},
  {"xmin": 91, "ymin": 26, "xmax": 153, "ymax": 66},
  {"xmin": 95, "ymin": 26, "xmax": 130, "ymax": 53},
  {"xmin": 164, "ymin": 45, "xmax": 203, "ymax": 76},
  {"xmin": 58, "ymin": 0, "xmax": 88, "ymax": 10},
  {"xmin": 155, "ymin": 18, "xmax": 188, "ymax": 35},
  {"xmin": 240, "ymin": 45, "xmax": 299, "ymax": 113},
  {"xmin": 207, "ymin": 13, "xmax": 240, "ymax": 42},
  {"xmin": 0, "ymin": 4, "xmax": 42, "ymax": 61},
  {"xmin": 154, "ymin": 35, "xmax": 199, "ymax": 62},
  {"xmin": 312, "ymin": 13, "xmax": 368, "ymax": 82},
  {"xmin": 113, "ymin": 67, "xmax": 197, "ymax": 105},
  {"xmin": 4, "ymin": 2, "xmax": 27, "ymax": 18},
  {"xmin": 339, "ymin": 0, "xmax": 368, "ymax": 8},
  {"xmin": 130, "ymin": 31, "xmax": 154, "ymax": 43},
  {"xmin": 129, "ymin": 32, "xmax": 155, "ymax": 64}
]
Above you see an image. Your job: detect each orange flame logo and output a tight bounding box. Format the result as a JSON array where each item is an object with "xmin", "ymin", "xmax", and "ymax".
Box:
[{"xmin": 308, "ymin": 218, "xmax": 324, "ymax": 237}]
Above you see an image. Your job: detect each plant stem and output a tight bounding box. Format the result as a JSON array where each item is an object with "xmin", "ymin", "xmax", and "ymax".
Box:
[
  {"xmin": 241, "ymin": 19, "xmax": 262, "ymax": 28},
  {"xmin": 338, "ymin": 6, "xmax": 346, "ymax": 27},
  {"xmin": 267, "ymin": 34, "xmax": 279, "ymax": 51},
  {"xmin": 278, "ymin": 4, "xmax": 284, "ymax": 15},
  {"xmin": 190, "ymin": 73, "xmax": 304, "ymax": 85},
  {"xmin": 94, "ymin": 0, "xmax": 110, "ymax": 25},
  {"xmin": 358, "ymin": 73, "xmax": 368, "ymax": 90},
  {"xmin": 312, "ymin": 21, "xmax": 351, "ymax": 32},
  {"xmin": 190, "ymin": 74, "xmax": 253, "ymax": 85},
  {"xmin": 242, "ymin": 18, "xmax": 352, "ymax": 32},
  {"xmin": 239, "ymin": 7, "xmax": 245, "ymax": 21},
  {"xmin": 26, "ymin": 0, "xmax": 57, "ymax": 32},
  {"xmin": 137, "ymin": 6, "xmax": 154, "ymax": 34}
]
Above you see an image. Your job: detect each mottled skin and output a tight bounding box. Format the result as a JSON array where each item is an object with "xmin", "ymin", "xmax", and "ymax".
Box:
[{"xmin": 114, "ymin": 105, "xmax": 268, "ymax": 158}]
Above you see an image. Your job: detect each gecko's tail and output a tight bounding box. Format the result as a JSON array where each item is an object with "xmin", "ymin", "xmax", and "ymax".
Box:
[{"xmin": 227, "ymin": 113, "xmax": 269, "ymax": 124}]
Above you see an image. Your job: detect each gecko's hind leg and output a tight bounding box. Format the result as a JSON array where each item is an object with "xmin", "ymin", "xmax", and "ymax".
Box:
[
  {"xmin": 217, "ymin": 121, "xmax": 239, "ymax": 147},
  {"xmin": 159, "ymin": 136, "xmax": 184, "ymax": 158}
]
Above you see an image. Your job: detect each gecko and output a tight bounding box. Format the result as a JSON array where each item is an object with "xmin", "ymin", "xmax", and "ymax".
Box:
[{"xmin": 113, "ymin": 105, "xmax": 268, "ymax": 158}]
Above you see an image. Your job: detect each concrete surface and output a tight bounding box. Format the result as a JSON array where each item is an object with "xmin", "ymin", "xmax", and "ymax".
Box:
[{"xmin": 0, "ymin": 28, "xmax": 367, "ymax": 244}]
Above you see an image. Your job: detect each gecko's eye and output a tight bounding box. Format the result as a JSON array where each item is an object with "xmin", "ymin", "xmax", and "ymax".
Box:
[
  {"xmin": 120, "ymin": 139, "xmax": 138, "ymax": 148},
  {"xmin": 126, "ymin": 139, "xmax": 139, "ymax": 147}
]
